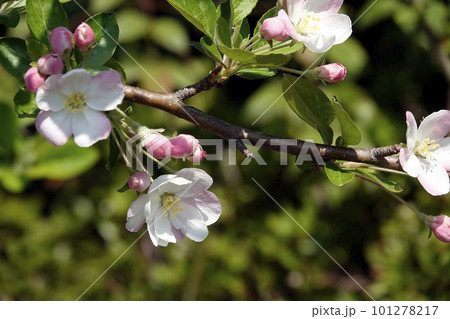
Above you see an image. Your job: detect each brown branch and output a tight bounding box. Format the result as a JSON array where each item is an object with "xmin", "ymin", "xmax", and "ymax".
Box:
[
  {"xmin": 123, "ymin": 85, "xmax": 402, "ymax": 170},
  {"xmin": 172, "ymin": 65, "xmax": 222, "ymax": 101}
]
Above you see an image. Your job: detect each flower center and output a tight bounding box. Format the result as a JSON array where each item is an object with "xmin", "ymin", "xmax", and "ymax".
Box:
[
  {"xmin": 295, "ymin": 13, "xmax": 321, "ymax": 36},
  {"xmin": 414, "ymin": 138, "xmax": 440, "ymax": 159},
  {"xmin": 160, "ymin": 193, "xmax": 183, "ymax": 217},
  {"xmin": 64, "ymin": 92, "xmax": 87, "ymax": 113}
]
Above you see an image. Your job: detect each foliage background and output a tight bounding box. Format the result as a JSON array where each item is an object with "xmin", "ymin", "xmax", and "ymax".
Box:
[{"xmin": 1, "ymin": 0, "xmax": 450, "ymax": 300}]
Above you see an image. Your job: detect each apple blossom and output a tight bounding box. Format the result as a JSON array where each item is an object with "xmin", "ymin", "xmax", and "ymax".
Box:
[
  {"xmin": 261, "ymin": 11, "xmax": 291, "ymax": 42},
  {"xmin": 315, "ymin": 62, "xmax": 347, "ymax": 82},
  {"xmin": 24, "ymin": 67, "xmax": 46, "ymax": 93},
  {"xmin": 35, "ymin": 69, "xmax": 124, "ymax": 147},
  {"xmin": 280, "ymin": 0, "xmax": 352, "ymax": 52},
  {"xmin": 37, "ymin": 53, "xmax": 63, "ymax": 75},
  {"xmin": 128, "ymin": 171, "xmax": 151, "ymax": 192},
  {"xmin": 427, "ymin": 214, "xmax": 450, "ymax": 243},
  {"xmin": 187, "ymin": 144, "xmax": 207, "ymax": 163},
  {"xmin": 126, "ymin": 168, "xmax": 221, "ymax": 247},
  {"xmin": 170, "ymin": 134, "xmax": 199, "ymax": 158},
  {"xmin": 74, "ymin": 22, "xmax": 95, "ymax": 51},
  {"xmin": 144, "ymin": 132, "xmax": 172, "ymax": 159},
  {"xmin": 49, "ymin": 27, "xmax": 73, "ymax": 55},
  {"xmin": 399, "ymin": 110, "xmax": 450, "ymax": 196}
]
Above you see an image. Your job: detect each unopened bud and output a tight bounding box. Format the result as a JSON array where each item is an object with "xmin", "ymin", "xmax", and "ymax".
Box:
[
  {"xmin": 49, "ymin": 27, "xmax": 73, "ymax": 55},
  {"xmin": 37, "ymin": 53, "xmax": 63, "ymax": 75},
  {"xmin": 24, "ymin": 67, "xmax": 46, "ymax": 93},
  {"xmin": 74, "ymin": 22, "xmax": 95, "ymax": 51},
  {"xmin": 428, "ymin": 214, "xmax": 450, "ymax": 243},
  {"xmin": 261, "ymin": 14, "xmax": 290, "ymax": 42},
  {"xmin": 128, "ymin": 172, "xmax": 151, "ymax": 192},
  {"xmin": 315, "ymin": 63, "xmax": 347, "ymax": 83},
  {"xmin": 144, "ymin": 132, "xmax": 172, "ymax": 159},
  {"xmin": 187, "ymin": 144, "xmax": 207, "ymax": 163},
  {"xmin": 170, "ymin": 134, "xmax": 199, "ymax": 158}
]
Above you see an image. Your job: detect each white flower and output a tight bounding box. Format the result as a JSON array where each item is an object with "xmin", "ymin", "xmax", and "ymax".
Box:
[
  {"xmin": 126, "ymin": 168, "xmax": 222, "ymax": 247},
  {"xmin": 35, "ymin": 69, "xmax": 124, "ymax": 147},
  {"xmin": 281, "ymin": 0, "xmax": 352, "ymax": 52},
  {"xmin": 400, "ymin": 110, "xmax": 450, "ymax": 196}
]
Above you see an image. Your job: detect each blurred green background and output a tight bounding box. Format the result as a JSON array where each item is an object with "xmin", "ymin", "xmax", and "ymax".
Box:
[{"xmin": 1, "ymin": 0, "xmax": 450, "ymax": 300}]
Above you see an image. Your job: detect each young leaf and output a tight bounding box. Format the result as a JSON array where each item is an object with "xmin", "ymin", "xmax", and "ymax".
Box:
[
  {"xmin": 0, "ymin": 7, "xmax": 20, "ymax": 27},
  {"xmin": 0, "ymin": 37, "xmax": 31, "ymax": 80},
  {"xmin": 325, "ymin": 162, "xmax": 355, "ymax": 186},
  {"xmin": 219, "ymin": 46, "xmax": 255, "ymax": 62},
  {"xmin": 216, "ymin": 0, "xmax": 233, "ymax": 27},
  {"xmin": 167, "ymin": 0, "xmax": 216, "ymax": 38},
  {"xmin": 26, "ymin": 0, "xmax": 69, "ymax": 47},
  {"xmin": 200, "ymin": 36, "xmax": 223, "ymax": 64},
  {"xmin": 282, "ymin": 75, "xmax": 335, "ymax": 144},
  {"xmin": 232, "ymin": 0, "xmax": 258, "ymax": 25},
  {"xmin": 241, "ymin": 53, "xmax": 291, "ymax": 66},
  {"xmin": 236, "ymin": 67, "xmax": 278, "ymax": 80},
  {"xmin": 332, "ymin": 99, "xmax": 362, "ymax": 146},
  {"xmin": 13, "ymin": 89, "xmax": 39, "ymax": 118},
  {"xmin": 215, "ymin": 16, "xmax": 232, "ymax": 48},
  {"xmin": 356, "ymin": 168, "xmax": 403, "ymax": 193},
  {"xmin": 85, "ymin": 12, "xmax": 119, "ymax": 68},
  {"xmin": 26, "ymin": 39, "xmax": 50, "ymax": 61}
]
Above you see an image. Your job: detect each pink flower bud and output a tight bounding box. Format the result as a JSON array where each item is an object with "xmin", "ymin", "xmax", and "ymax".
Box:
[
  {"xmin": 37, "ymin": 53, "xmax": 63, "ymax": 75},
  {"xmin": 49, "ymin": 27, "xmax": 73, "ymax": 55},
  {"xmin": 315, "ymin": 63, "xmax": 347, "ymax": 83},
  {"xmin": 170, "ymin": 134, "xmax": 199, "ymax": 158},
  {"xmin": 24, "ymin": 67, "xmax": 46, "ymax": 93},
  {"xmin": 144, "ymin": 132, "xmax": 172, "ymax": 159},
  {"xmin": 74, "ymin": 22, "xmax": 95, "ymax": 51},
  {"xmin": 428, "ymin": 214, "xmax": 450, "ymax": 243},
  {"xmin": 128, "ymin": 171, "xmax": 151, "ymax": 192},
  {"xmin": 261, "ymin": 15, "xmax": 290, "ymax": 42},
  {"xmin": 187, "ymin": 144, "xmax": 207, "ymax": 163}
]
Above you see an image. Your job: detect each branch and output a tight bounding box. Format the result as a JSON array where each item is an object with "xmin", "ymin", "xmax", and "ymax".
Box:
[{"xmin": 123, "ymin": 85, "xmax": 402, "ymax": 170}]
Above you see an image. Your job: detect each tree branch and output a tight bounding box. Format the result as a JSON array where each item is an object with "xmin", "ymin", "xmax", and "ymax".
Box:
[{"xmin": 123, "ymin": 85, "xmax": 402, "ymax": 170}]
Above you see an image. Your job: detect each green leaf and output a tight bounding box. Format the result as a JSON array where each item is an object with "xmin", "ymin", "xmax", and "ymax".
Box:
[
  {"xmin": 241, "ymin": 53, "xmax": 291, "ymax": 66},
  {"xmin": 85, "ymin": 12, "xmax": 119, "ymax": 68},
  {"xmin": 216, "ymin": 1, "xmax": 233, "ymax": 27},
  {"xmin": 269, "ymin": 41, "xmax": 303, "ymax": 55},
  {"xmin": 25, "ymin": 140, "xmax": 101, "ymax": 180},
  {"xmin": 200, "ymin": 36, "xmax": 223, "ymax": 64},
  {"xmin": 26, "ymin": 0, "xmax": 69, "ymax": 47},
  {"xmin": 325, "ymin": 162, "xmax": 355, "ymax": 186},
  {"xmin": 13, "ymin": 89, "xmax": 39, "ymax": 118},
  {"xmin": 0, "ymin": 7, "xmax": 20, "ymax": 27},
  {"xmin": 167, "ymin": 0, "xmax": 216, "ymax": 38},
  {"xmin": 117, "ymin": 180, "xmax": 130, "ymax": 192},
  {"xmin": 282, "ymin": 75, "xmax": 335, "ymax": 144},
  {"xmin": 215, "ymin": 16, "xmax": 232, "ymax": 48},
  {"xmin": 232, "ymin": 0, "xmax": 258, "ymax": 25},
  {"xmin": 356, "ymin": 168, "xmax": 403, "ymax": 193},
  {"xmin": 219, "ymin": 46, "xmax": 255, "ymax": 62},
  {"xmin": 0, "ymin": 37, "xmax": 31, "ymax": 80},
  {"xmin": 332, "ymin": 99, "xmax": 361, "ymax": 146},
  {"xmin": 0, "ymin": 103, "xmax": 17, "ymax": 156},
  {"xmin": 239, "ymin": 18, "xmax": 250, "ymax": 42},
  {"xmin": 26, "ymin": 39, "xmax": 50, "ymax": 61},
  {"xmin": 236, "ymin": 67, "xmax": 278, "ymax": 80},
  {"xmin": 105, "ymin": 130, "xmax": 120, "ymax": 171}
]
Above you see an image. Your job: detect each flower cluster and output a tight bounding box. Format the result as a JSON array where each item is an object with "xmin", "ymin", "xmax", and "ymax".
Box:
[
  {"xmin": 126, "ymin": 168, "xmax": 221, "ymax": 247},
  {"xmin": 24, "ymin": 23, "xmax": 124, "ymax": 147},
  {"xmin": 261, "ymin": 0, "xmax": 352, "ymax": 53},
  {"xmin": 144, "ymin": 132, "xmax": 207, "ymax": 163},
  {"xmin": 400, "ymin": 110, "xmax": 450, "ymax": 196}
]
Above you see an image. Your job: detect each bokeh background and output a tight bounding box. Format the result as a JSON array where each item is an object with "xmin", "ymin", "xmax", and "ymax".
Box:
[{"xmin": 1, "ymin": 0, "xmax": 450, "ymax": 300}]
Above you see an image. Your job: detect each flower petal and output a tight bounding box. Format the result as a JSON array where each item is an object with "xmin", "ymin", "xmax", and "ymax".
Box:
[
  {"xmin": 405, "ymin": 111, "xmax": 418, "ymax": 150},
  {"xmin": 58, "ymin": 69, "xmax": 92, "ymax": 95},
  {"xmin": 36, "ymin": 74, "xmax": 65, "ymax": 112},
  {"xmin": 287, "ymin": 0, "xmax": 306, "ymax": 24},
  {"xmin": 183, "ymin": 190, "xmax": 222, "ymax": 226},
  {"xmin": 126, "ymin": 194, "xmax": 149, "ymax": 232},
  {"xmin": 35, "ymin": 110, "xmax": 72, "ymax": 146},
  {"xmin": 436, "ymin": 137, "xmax": 450, "ymax": 171},
  {"xmin": 85, "ymin": 70, "xmax": 124, "ymax": 111},
  {"xmin": 170, "ymin": 204, "xmax": 209, "ymax": 242},
  {"xmin": 417, "ymin": 110, "xmax": 450, "ymax": 141},
  {"xmin": 154, "ymin": 210, "xmax": 177, "ymax": 243},
  {"xmin": 418, "ymin": 161, "xmax": 450, "ymax": 196},
  {"xmin": 301, "ymin": 32, "xmax": 336, "ymax": 53},
  {"xmin": 279, "ymin": 9, "xmax": 302, "ymax": 41},
  {"xmin": 148, "ymin": 174, "xmax": 178, "ymax": 193},
  {"xmin": 72, "ymin": 108, "xmax": 111, "ymax": 147},
  {"xmin": 158, "ymin": 177, "xmax": 193, "ymax": 194},
  {"xmin": 318, "ymin": 13, "xmax": 352, "ymax": 45},
  {"xmin": 304, "ymin": 0, "xmax": 343, "ymax": 15},
  {"xmin": 399, "ymin": 148, "xmax": 421, "ymax": 177},
  {"xmin": 175, "ymin": 168, "xmax": 213, "ymax": 198}
]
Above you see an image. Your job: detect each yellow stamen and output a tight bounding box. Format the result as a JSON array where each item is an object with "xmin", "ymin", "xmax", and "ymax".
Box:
[
  {"xmin": 64, "ymin": 92, "xmax": 87, "ymax": 113},
  {"xmin": 160, "ymin": 193, "xmax": 184, "ymax": 217},
  {"xmin": 414, "ymin": 138, "xmax": 440, "ymax": 159},
  {"xmin": 296, "ymin": 13, "xmax": 321, "ymax": 36}
]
